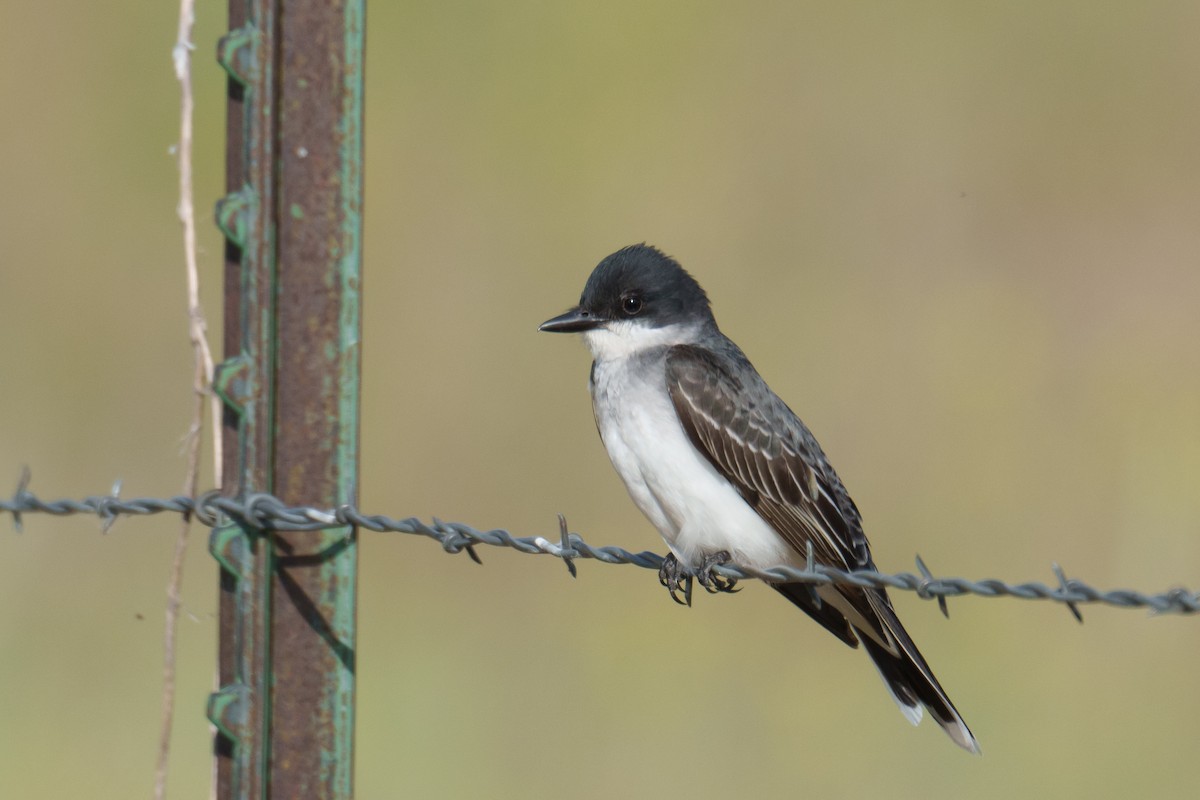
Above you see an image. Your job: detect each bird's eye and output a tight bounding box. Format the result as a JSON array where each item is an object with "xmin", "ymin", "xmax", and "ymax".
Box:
[{"xmin": 621, "ymin": 295, "xmax": 643, "ymax": 316}]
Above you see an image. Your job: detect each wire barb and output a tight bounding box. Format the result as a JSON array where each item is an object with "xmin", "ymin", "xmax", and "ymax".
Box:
[
  {"xmin": 557, "ymin": 513, "xmax": 578, "ymax": 578},
  {"xmin": 915, "ymin": 554, "xmax": 950, "ymax": 619},
  {"xmin": 802, "ymin": 540, "xmax": 823, "ymax": 609},
  {"xmin": 1052, "ymin": 562, "xmax": 1084, "ymax": 624},
  {"xmin": 10, "ymin": 466, "xmax": 31, "ymax": 533},
  {"xmin": 100, "ymin": 479, "xmax": 123, "ymax": 535},
  {"xmin": 3, "ymin": 481, "xmax": 1198, "ymax": 616}
]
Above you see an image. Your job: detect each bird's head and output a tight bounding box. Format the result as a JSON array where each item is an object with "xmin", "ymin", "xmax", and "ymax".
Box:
[{"xmin": 539, "ymin": 244, "xmax": 716, "ymax": 360}]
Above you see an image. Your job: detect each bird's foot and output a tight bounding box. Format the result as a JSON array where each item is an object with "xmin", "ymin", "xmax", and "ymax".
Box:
[
  {"xmin": 657, "ymin": 556, "xmax": 696, "ymax": 606},
  {"xmin": 696, "ymin": 550, "xmax": 740, "ymax": 595},
  {"xmin": 658, "ymin": 553, "xmax": 694, "ymax": 607},
  {"xmin": 659, "ymin": 551, "xmax": 740, "ymax": 607}
]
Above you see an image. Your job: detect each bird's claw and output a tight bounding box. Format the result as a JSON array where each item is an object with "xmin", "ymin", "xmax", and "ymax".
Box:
[
  {"xmin": 659, "ymin": 551, "xmax": 740, "ymax": 607},
  {"xmin": 659, "ymin": 553, "xmax": 694, "ymax": 607},
  {"xmin": 696, "ymin": 550, "xmax": 740, "ymax": 595}
]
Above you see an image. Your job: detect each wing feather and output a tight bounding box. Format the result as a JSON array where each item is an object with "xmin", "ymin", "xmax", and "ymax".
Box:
[
  {"xmin": 662, "ymin": 343, "xmax": 977, "ymax": 751},
  {"xmin": 665, "ymin": 344, "xmax": 871, "ymax": 573}
]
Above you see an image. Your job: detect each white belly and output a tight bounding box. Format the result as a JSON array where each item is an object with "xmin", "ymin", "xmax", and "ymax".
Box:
[{"xmin": 590, "ymin": 356, "xmax": 795, "ymax": 571}]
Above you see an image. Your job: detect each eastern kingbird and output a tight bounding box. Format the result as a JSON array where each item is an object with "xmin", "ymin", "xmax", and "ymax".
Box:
[{"xmin": 540, "ymin": 244, "xmax": 978, "ymax": 753}]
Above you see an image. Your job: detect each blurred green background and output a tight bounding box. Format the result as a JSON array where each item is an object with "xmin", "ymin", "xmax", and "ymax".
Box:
[{"xmin": 2, "ymin": 2, "xmax": 1199, "ymax": 798}]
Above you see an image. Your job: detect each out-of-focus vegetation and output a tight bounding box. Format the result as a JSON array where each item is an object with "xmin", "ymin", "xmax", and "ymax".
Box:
[{"xmin": 1, "ymin": 3, "xmax": 1198, "ymax": 798}]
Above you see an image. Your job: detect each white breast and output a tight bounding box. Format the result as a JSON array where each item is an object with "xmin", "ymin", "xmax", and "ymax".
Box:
[{"xmin": 589, "ymin": 352, "xmax": 795, "ymax": 571}]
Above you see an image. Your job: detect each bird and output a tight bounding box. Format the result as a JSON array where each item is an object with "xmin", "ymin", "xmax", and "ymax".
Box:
[{"xmin": 539, "ymin": 243, "xmax": 979, "ymax": 753}]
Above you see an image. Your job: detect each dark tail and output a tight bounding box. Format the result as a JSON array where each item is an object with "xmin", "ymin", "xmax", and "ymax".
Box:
[
  {"xmin": 859, "ymin": 601, "xmax": 980, "ymax": 754},
  {"xmin": 775, "ymin": 582, "xmax": 979, "ymax": 754}
]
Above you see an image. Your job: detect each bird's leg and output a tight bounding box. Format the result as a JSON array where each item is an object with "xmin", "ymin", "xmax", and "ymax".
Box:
[
  {"xmin": 658, "ymin": 553, "xmax": 694, "ymax": 607},
  {"xmin": 696, "ymin": 550, "xmax": 740, "ymax": 595}
]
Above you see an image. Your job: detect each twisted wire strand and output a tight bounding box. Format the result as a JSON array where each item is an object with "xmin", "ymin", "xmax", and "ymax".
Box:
[{"xmin": 3, "ymin": 482, "xmax": 1196, "ymax": 616}]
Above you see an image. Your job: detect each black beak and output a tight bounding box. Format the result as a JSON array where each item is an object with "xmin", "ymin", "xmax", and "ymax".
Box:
[{"xmin": 538, "ymin": 307, "xmax": 603, "ymax": 333}]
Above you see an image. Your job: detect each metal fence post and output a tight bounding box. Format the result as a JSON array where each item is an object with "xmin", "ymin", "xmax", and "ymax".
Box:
[{"xmin": 209, "ymin": 1, "xmax": 364, "ymax": 798}]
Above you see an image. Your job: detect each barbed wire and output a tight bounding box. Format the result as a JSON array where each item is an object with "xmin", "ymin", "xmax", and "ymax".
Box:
[{"xmin": 2, "ymin": 475, "xmax": 1197, "ymax": 617}]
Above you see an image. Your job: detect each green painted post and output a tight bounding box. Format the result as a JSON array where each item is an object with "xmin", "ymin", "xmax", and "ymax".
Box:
[{"xmin": 209, "ymin": 1, "xmax": 363, "ymax": 797}]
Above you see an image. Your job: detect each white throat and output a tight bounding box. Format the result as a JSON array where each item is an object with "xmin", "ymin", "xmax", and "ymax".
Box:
[{"xmin": 582, "ymin": 320, "xmax": 703, "ymax": 362}]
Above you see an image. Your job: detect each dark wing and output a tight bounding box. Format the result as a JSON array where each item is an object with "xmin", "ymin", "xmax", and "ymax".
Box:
[
  {"xmin": 665, "ymin": 343, "xmax": 871, "ymax": 572},
  {"xmin": 665, "ymin": 344, "xmax": 979, "ymax": 753},
  {"xmin": 665, "ymin": 343, "xmax": 885, "ymax": 646}
]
